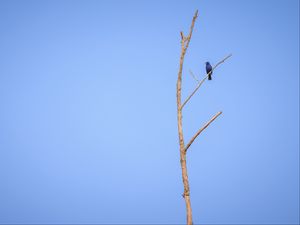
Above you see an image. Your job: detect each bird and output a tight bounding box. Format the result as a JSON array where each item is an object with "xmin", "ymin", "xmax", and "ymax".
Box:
[{"xmin": 205, "ymin": 62, "xmax": 213, "ymax": 80}]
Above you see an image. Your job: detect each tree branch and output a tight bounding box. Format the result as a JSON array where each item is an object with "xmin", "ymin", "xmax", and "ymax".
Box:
[
  {"xmin": 185, "ymin": 111, "xmax": 222, "ymax": 153},
  {"xmin": 181, "ymin": 54, "xmax": 232, "ymax": 110}
]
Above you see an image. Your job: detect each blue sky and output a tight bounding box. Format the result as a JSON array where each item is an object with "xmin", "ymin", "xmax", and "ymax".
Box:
[{"xmin": 0, "ymin": 0, "xmax": 299, "ymax": 224}]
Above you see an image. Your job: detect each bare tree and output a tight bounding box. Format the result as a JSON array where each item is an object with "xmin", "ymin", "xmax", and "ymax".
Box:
[{"xmin": 176, "ymin": 10, "xmax": 232, "ymax": 225}]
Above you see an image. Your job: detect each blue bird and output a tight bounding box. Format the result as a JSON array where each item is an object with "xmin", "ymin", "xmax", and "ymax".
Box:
[{"xmin": 205, "ymin": 62, "xmax": 213, "ymax": 80}]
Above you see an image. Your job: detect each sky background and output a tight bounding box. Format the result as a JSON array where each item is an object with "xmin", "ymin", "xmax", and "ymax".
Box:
[{"xmin": 0, "ymin": 0, "xmax": 299, "ymax": 224}]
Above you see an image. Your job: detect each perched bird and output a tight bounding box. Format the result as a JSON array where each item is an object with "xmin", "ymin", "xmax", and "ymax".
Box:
[{"xmin": 205, "ymin": 62, "xmax": 213, "ymax": 80}]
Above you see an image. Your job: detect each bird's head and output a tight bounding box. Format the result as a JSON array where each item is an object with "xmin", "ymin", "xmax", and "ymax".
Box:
[{"xmin": 205, "ymin": 62, "xmax": 210, "ymax": 65}]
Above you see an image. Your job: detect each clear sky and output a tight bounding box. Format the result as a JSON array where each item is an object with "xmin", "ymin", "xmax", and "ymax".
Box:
[{"xmin": 0, "ymin": 0, "xmax": 299, "ymax": 224}]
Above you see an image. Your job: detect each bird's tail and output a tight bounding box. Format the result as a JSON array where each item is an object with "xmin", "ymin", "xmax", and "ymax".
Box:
[{"xmin": 208, "ymin": 74, "xmax": 212, "ymax": 80}]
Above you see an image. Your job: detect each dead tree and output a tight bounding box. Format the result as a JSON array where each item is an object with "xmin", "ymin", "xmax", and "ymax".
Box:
[{"xmin": 176, "ymin": 10, "xmax": 232, "ymax": 225}]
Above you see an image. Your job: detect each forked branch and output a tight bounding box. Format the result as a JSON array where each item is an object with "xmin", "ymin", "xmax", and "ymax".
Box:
[{"xmin": 180, "ymin": 10, "xmax": 198, "ymax": 53}]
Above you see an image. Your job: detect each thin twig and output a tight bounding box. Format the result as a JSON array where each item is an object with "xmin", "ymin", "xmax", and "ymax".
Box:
[
  {"xmin": 189, "ymin": 69, "xmax": 199, "ymax": 82},
  {"xmin": 185, "ymin": 111, "xmax": 222, "ymax": 153},
  {"xmin": 181, "ymin": 54, "xmax": 232, "ymax": 110}
]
